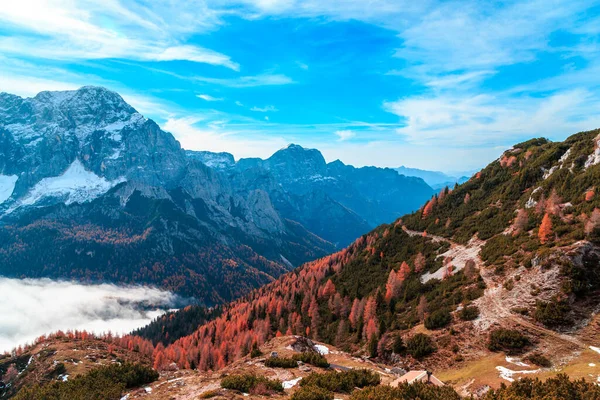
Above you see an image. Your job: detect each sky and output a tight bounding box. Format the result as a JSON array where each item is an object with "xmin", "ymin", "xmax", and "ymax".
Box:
[{"xmin": 1, "ymin": 1, "xmax": 600, "ymax": 171}]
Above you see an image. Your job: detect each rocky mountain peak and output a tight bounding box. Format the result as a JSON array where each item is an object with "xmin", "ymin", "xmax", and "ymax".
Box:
[{"xmin": 267, "ymin": 143, "xmax": 327, "ymax": 176}]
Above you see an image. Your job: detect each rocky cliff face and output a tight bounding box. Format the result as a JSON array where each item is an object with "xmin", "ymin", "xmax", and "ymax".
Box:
[{"xmin": 191, "ymin": 144, "xmax": 434, "ymax": 246}]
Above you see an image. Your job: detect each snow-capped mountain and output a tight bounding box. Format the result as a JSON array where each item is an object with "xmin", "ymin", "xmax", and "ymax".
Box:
[{"xmin": 0, "ymin": 86, "xmax": 432, "ymax": 303}]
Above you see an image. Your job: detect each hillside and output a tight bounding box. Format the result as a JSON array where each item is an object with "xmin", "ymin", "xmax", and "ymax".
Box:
[
  {"xmin": 138, "ymin": 129, "xmax": 600, "ymax": 395},
  {"xmin": 0, "ymin": 87, "xmax": 431, "ymax": 303}
]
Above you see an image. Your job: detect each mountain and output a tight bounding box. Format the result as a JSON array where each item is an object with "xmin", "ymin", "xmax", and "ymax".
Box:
[
  {"xmin": 142, "ymin": 129, "xmax": 600, "ymax": 395},
  {"xmin": 0, "ymin": 86, "xmax": 432, "ymax": 303},
  {"xmin": 191, "ymin": 144, "xmax": 434, "ymax": 246},
  {"xmin": 395, "ymin": 166, "xmax": 469, "ymax": 190},
  {"xmin": 0, "ymin": 87, "xmax": 334, "ymax": 303}
]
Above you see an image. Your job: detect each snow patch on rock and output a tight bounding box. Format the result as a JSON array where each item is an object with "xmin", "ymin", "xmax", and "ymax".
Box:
[
  {"xmin": 282, "ymin": 377, "xmax": 302, "ymax": 389},
  {"xmin": 14, "ymin": 160, "xmax": 125, "ymax": 209},
  {"xmin": 315, "ymin": 344, "xmax": 330, "ymax": 355},
  {"xmin": 0, "ymin": 174, "xmax": 18, "ymax": 204}
]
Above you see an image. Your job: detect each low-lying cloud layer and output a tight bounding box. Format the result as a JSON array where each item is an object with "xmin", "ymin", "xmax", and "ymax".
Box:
[{"xmin": 0, "ymin": 277, "xmax": 179, "ymax": 353}]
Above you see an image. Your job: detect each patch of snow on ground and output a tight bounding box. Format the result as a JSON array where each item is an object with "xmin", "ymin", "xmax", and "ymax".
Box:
[
  {"xmin": 0, "ymin": 174, "xmax": 18, "ymax": 204},
  {"xmin": 283, "ymin": 377, "xmax": 302, "ymax": 389},
  {"xmin": 590, "ymin": 346, "xmax": 600, "ymax": 355},
  {"xmin": 506, "ymin": 357, "xmax": 530, "ymax": 367},
  {"xmin": 496, "ymin": 366, "xmax": 540, "ymax": 382},
  {"xmin": 590, "ymin": 363, "xmax": 596, "ymax": 367},
  {"xmin": 315, "ymin": 344, "xmax": 329, "ymax": 355},
  {"xmin": 15, "ymin": 159, "xmax": 125, "ymax": 208}
]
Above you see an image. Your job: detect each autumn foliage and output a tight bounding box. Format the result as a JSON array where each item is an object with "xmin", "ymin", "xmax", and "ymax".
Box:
[{"xmin": 539, "ymin": 213, "xmax": 553, "ymax": 244}]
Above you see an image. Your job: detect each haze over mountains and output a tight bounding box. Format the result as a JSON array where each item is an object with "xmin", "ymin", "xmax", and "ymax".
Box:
[{"xmin": 0, "ymin": 86, "xmax": 433, "ymax": 303}]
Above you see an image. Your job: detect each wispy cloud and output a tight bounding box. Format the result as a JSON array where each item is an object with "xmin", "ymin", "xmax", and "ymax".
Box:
[
  {"xmin": 0, "ymin": 1, "xmax": 238, "ymax": 69},
  {"xmin": 250, "ymin": 105, "xmax": 278, "ymax": 112},
  {"xmin": 194, "ymin": 73, "xmax": 294, "ymax": 87},
  {"xmin": 384, "ymin": 89, "xmax": 600, "ymax": 145},
  {"xmin": 197, "ymin": 94, "xmax": 224, "ymax": 101},
  {"xmin": 335, "ymin": 129, "xmax": 355, "ymax": 141},
  {"xmin": 162, "ymin": 116, "xmax": 289, "ymax": 159}
]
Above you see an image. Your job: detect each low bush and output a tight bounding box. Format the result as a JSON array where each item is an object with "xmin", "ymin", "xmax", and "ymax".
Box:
[
  {"xmin": 525, "ymin": 353, "xmax": 552, "ymax": 368},
  {"xmin": 483, "ymin": 374, "xmax": 600, "ymax": 399},
  {"xmin": 349, "ymin": 381, "xmax": 461, "ymax": 400},
  {"xmin": 221, "ymin": 374, "xmax": 283, "ymax": 394},
  {"xmin": 459, "ymin": 305, "xmax": 480, "ymax": 321},
  {"xmin": 488, "ymin": 329, "xmax": 530, "ymax": 353},
  {"xmin": 291, "ymin": 385, "xmax": 334, "ymax": 400},
  {"xmin": 406, "ymin": 334, "xmax": 436, "ymax": 359},
  {"xmin": 300, "ymin": 369, "xmax": 380, "ymax": 393},
  {"xmin": 14, "ymin": 362, "xmax": 158, "ymax": 400},
  {"xmin": 292, "ymin": 352, "xmax": 330, "ymax": 368},
  {"xmin": 424, "ymin": 309, "xmax": 452, "ymax": 330},
  {"xmin": 534, "ymin": 298, "xmax": 571, "ymax": 327},
  {"xmin": 264, "ymin": 357, "xmax": 298, "ymax": 368}
]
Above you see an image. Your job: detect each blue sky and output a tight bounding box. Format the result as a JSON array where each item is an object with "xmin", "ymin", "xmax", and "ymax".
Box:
[{"xmin": 1, "ymin": 1, "xmax": 600, "ymax": 172}]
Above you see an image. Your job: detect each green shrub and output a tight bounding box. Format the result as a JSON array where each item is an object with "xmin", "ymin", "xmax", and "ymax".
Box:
[
  {"xmin": 221, "ymin": 373, "xmax": 283, "ymax": 394},
  {"xmin": 264, "ymin": 357, "xmax": 298, "ymax": 368},
  {"xmin": 14, "ymin": 362, "xmax": 158, "ymax": 400},
  {"xmin": 525, "ymin": 353, "xmax": 552, "ymax": 368},
  {"xmin": 300, "ymin": 369, "xmax": 380, "ymax": 393},
  {"xmin": 349, "ymin": 381, "xmax": 461, "ymax": 399},
  {"xmin": 292, "ymin": 352, "xmax": 330, "ymax": 368},
  {"xmin": 250, "ymin": 348, "xmax": 263, "ymax": 358},
  {"xmin": 459, "ymin": 305, "xmax": 480, "ymax": 321},
  {"xmin": 488, "ymin": 329, "xmax": 530, "ymax": 353},
  {"xmin": 425, "ymin": 309, "xmax": 452, "ymax": 329},
  {"xmin": 291, "ymin": 386, "xmax": 334, "ymax": 400},
  {"xmin": 483, "ymin": 374, "xmax": 600, "ymax": 399},
  {"xmin": 534, "ymin": 298, "xmax": 571, "ymax": 327},
  {"xmin": 406, "ymin": 334, "xmax": 436, "ymax": 359}
]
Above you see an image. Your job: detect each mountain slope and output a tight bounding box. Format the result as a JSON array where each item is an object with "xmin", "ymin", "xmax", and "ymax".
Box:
[
  {"xmin": 192, "ymin": 144, "xmax": 434, "ymax": 246},
  {"xmin": 149, "ymin": 129, "xmax": 600, "ymax": 394}
]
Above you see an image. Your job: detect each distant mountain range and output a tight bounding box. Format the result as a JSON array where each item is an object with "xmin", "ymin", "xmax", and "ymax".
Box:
[
  {"xmin": 394, "ymin": 166, "xmax": 471, "ymax": 190},
  {"xmin": 0, "ymin": 86, "xmax": 433, "ymax": 303}
]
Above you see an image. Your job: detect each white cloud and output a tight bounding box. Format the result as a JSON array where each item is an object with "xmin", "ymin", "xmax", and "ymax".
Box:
[
  {"xmin": 194, "ymin": 73, "xmax": 294, "ymax": 87},
  {"xmin": 0, "ymin": 277, "xmax": 178, "ymax": 353},
  {"xmin": 335, "ymin": 129, "xmax": 355, "ymax": 141},
  {"xmin": 250, "ymin": 105, "xmax": 278, "ymax": 112},
  {"xmin": 197, "ymin": 94, "xmax": 224, "ymax": 101},
  {"xmin": 162, "ymin": 116, "xmax": 288, "ymax": 159},
  {"xmin": 0, "ymin": 1, "xmax": 238, "ymax": 69},
  {"xmin": 235, "ymin": 101, "xmax": 244, "ymax": 106},
  {"xmin": 384, "ymin": 89, "xmax": 600, "ymax": 145}
]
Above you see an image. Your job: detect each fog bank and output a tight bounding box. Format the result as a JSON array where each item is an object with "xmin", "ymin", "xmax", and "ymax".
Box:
[{"xmin": 0, "ymin": 277, "xmax": 178, "ymax": 353}]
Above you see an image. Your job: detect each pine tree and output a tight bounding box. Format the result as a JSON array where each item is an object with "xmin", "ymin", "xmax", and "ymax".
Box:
[{"xmin": 539, "ymin": 213, "xmax": 553, "ymax": 244}]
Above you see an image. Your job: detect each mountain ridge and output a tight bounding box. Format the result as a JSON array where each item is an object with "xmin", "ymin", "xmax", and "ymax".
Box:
[{"xmin": 0, "ymin": 86, "xmax": 433, "ymax": 303}]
